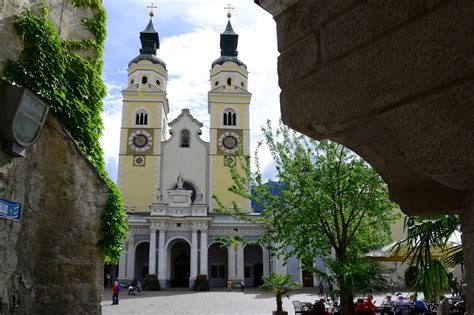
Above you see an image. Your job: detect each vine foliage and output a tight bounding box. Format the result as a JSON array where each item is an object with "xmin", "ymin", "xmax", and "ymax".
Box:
[{"xmin": 2, "ymin": 2, "xmax": 127, "ymax": 264}]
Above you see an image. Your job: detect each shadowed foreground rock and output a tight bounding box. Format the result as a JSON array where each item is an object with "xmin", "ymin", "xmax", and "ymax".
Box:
[
  {"xmin": 255, "ymin": 0, "xmax": 473, "ymax": 311},
  {"xmin": 0, "ymin": 115, "xmax": 108, "ymax": 314}
]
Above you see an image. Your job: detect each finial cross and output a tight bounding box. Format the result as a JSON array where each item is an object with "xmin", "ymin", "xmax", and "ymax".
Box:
[
  {"xmin": 147, "ymin": 2, "xmax": 158, "ymax": 16},
  {"xmin": 224, "ymin": 3, "xmax": 234, "ymax": 18}
]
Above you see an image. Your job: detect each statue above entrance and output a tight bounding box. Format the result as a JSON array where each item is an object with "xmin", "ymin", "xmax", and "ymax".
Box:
[{"xmin": 177, "ymin": 172, "xmax": 184, "ymax": 189}]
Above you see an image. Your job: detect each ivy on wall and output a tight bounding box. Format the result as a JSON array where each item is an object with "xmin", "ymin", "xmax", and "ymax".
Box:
[{"xmin": 1, "ymin": 2, "xmax": 127, "ymax": 264}]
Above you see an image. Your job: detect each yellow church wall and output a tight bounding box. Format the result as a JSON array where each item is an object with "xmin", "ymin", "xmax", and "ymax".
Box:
[
  {"xmin": 122, "ymin": 101, "xmax": 162, "ymax": 129},
  {"xmin": 212, "ymin": 155, "xmax": 250, "ymax": 212},
  {"xmin": 120, "ymin": 155, "xmax": 157, "ymax": 212},
  {"xmin": 209, "ymin": 102, "xmax": 249, "ymax": 129}
]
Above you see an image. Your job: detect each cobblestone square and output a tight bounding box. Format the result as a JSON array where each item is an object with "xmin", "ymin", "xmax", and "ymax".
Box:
[{"xmin": 101, "ymin": 288, "xmax": 420, "ymax": 315}]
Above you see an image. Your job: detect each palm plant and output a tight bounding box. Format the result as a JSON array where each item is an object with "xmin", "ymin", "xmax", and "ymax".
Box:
[
  {"xmin": 394, "ymin": 215, "xmax": 462, "ymax": 301},
  {"xmin": 259, "ymin": 273, "xmax": 301, "ymax": 314},
  {"xmin": 313, "ymin": 254, "xmax": 388, "ymax": 311}
]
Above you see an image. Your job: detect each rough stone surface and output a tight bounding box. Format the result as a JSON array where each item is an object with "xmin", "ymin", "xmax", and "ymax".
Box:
[
  {"xmin": 0, "ymin": 0, "xmax": 95, "ymax": 74},
  {"xmin": 256, "ymin": 0, "xmax": 473, "ymax": 312},
  {"xmin": 0, "ymin": 114, "xmax": 108, "ymax": 314}
]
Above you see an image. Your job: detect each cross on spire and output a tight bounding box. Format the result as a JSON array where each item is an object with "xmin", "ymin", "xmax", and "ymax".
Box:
[
  {"xmin": 224, "ymin": 3, "xmax": 234, "ymax": 19},
  {"xmin": 147, "ymin": 2, "xmax": 157, "ymax": 17}
]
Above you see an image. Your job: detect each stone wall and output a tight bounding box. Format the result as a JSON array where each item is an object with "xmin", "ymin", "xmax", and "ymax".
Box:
[
  {"xmin": 0, "ymin": 0, "xmax": 95, "ymax": 74},
  {"xmin": 255, "ymin": 0, "xmax": 473, "ymax": 311},
  {"xmin": 0, "ymin": 114, "xmax": 108, "ymax": 314}
]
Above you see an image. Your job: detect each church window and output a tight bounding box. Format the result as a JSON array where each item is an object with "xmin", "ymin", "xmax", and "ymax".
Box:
[
  {"xmin": 141, "ymin": 76, "xmax": 148, "ymax": 84},
  {"xmin": 156, "ymin": 79, "xmax": 161, "ymax": 86},
  {"xmin": 227, "ymin": 77, "xmax": 232, "ymax": 86},
  {"xmin": 214, "ymin": 81, "xmax": 219, "ymax": 86},
  {"xmin": 135, "ymin": 110, "xmax": 148, "ymax": 125},
  {"xmin": 223, "ymin": 108, "xmax": 237, "ymax": 126},
  {"xmin": 211, "ymin": 265, "xmax": 226, "ymax": 279},
  {"xmin": 241, "ymin": 82, "xmax": 244, "ymax": 87},
  {"xmin": 180, "ymin": 130, "xmax": 190, "ymax": 148},
  {"xmin": 130, "ymin": 79, "xmax": 135, "ymax": 85}
]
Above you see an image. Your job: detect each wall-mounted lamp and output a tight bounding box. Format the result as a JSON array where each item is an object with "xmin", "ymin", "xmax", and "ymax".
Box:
[{"xmin": 0, "ymin": 86, "xmax": 50, "ymax": 157}]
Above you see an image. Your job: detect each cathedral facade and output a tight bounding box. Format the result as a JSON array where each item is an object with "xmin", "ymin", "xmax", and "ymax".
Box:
[{"xmin": 114, "ymin": 15, "xmax": 300, "ymax": 288}]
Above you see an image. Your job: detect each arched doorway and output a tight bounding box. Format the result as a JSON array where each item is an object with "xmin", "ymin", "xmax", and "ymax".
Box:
[
  {"xmin": 244, "ymin": 244, "xmax": 263, "ymax": 287},
  {"xmin": 169, "ymin": 240, "xmax": 190, "ymax": 287},
  {"xmin": 208, "ymin": 242, "xmax": 228, "ymax": 287},
  {"xmin": 253, "ymin": 263, "xmax": 264, "ymax": 287},
  {"xmin": 135, "ymin": 242, "xmax": 149, "ymax": 282}
]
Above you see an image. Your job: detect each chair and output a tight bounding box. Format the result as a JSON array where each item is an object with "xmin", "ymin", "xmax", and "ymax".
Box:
[{"xmin": 293, "ymin": 300, "xmax": 304, "ymax": 315}]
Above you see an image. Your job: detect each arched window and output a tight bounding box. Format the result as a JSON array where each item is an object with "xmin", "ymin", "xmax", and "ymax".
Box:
[
  {"xmin": 135, "ymin": 110, "xmax": 149, "ymax": 126},
  {"xmin": 180, "ymin": 129, "xmax": 190, "ymax": 148},
  {"xmin": 223, "ymin": 108, "xmax": 237, "ymax": 126}
]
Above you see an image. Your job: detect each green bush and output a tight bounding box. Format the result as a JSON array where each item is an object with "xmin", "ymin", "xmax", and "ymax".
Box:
[
  {"xmin": 143, "ymin": 274, "xmax": 161, "ymax": 291},
  {"xmin": 193, "ymin": 274, "xmax": 210, "ymax": 291}
]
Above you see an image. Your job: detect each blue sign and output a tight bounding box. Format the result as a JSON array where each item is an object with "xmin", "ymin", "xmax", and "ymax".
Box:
[{"xmin": 0, "ymin": 198, "xmax": 22, "ymax": 221}]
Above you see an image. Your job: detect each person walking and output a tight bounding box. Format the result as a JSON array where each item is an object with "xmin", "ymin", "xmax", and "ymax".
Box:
[
  {"xmin": 240, "ymin": 279, "xmax": 245, "ymax": 292},
  {"xmin": 226, "ymin": 279, "xmax": 232, "ymax": 292},
  {"xmin": 112, "ymin": 281, "xmax": 120, "ymax": 305},
  {"xmin": 318, "ymin": 282, "xmax": 324, "ymax": 296}
]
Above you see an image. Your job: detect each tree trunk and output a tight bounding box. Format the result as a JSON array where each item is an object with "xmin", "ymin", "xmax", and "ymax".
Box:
[
  {"xmin": 276, "ymin": 291, "xmax": 283, "ymax": 312},
  {"xmin": 340, "ymin": 290, "xmax": 354, "ymax": 315}
]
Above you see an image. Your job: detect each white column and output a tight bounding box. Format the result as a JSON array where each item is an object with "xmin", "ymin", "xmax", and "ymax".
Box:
[
  {"xmin": 200, "ymin": 230, "xmax": 208, "ymax": 276},
  {"xmin": 126, "ymin": 233, "xmax": 135, "ymax": 280},
  {"xmin": 275, "ymin": 256, "xmax": 286, "ymax": 275},
  {"xmin": 158, "ymin": 229, "xmax": 166, "ymax": 281},
  {"xmin": 228, "ymin": 245, "xmax": 236, "ymax": 279},
  {"xmin": 190, "ymin": 230, "xmax": 198, "ymax": 280},
  {"xmin": 149, "ymin": 229, "xmax": 157, "ymax": 275},
  {"xmin": 237, "ymin": 243, "xmax": 244, "ymax": 279},
  {"xmin": 263, "ymin": 247, "xmax": 270, "ymax": 276},
  {"xmin": 118, "ymin": 243, "xmax": 127, "ymax": 279}
]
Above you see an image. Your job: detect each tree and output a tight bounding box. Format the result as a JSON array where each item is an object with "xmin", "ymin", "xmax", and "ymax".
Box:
[
  {"xmin": 259, "ymin": 273, "xmax": 301, "ymax": 315},
  {"xmin": 395, "ymin": 215, "xmax": 462, "ymax": 301},
  {"xmin": 214, "ymin": 120, "xmax": 398, "ymax": 315}
]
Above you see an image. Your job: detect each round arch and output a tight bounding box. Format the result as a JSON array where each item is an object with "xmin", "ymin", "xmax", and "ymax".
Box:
[
  {"xmin": 243, "ymin": 244, "xmax": 264, "ymax": 287},
  {"xmin": 208, "ymin": 242, "xmax": 228, "ymax": 287},
  {"xmin": 135, "ymin": 241, "xmax": 150, "ymax": 282},
  {"xmin": 166, "ymin": 238, "xmax": 191, "ymax": 287}
]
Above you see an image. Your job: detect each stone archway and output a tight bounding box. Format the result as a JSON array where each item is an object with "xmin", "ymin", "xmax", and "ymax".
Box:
[
  {"xmin": 244, "ymin": 244, "xmax": 263, "ymax": 287},
  {"xmin": 208, "ymin": 242, "xmax": 228, "ymax": 287},
  {"xmin": 135, "ymin": 242, "xmax": 149, "ymax": 282},
  {"xmin": 168, "ymin": 239, "xmax": 190, "ymax": 287}
]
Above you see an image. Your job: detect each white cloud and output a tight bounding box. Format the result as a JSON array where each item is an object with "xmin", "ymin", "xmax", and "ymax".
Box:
[{"xmin": 101, "ymin": 0, "xmax": 280, "ymax": 182}]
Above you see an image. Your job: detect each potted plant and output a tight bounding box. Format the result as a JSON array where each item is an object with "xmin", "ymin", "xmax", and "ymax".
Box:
[
  {"xmin": 193, "ymin": 274, "xmax": 210, "ymax": 291},
  {"xmin": 259, "ymin": 272, "xmax": 301, "ymax": 315},
  {"xmin": 143, "ymin": 274, "xmax": 161, "ymax": 291}
]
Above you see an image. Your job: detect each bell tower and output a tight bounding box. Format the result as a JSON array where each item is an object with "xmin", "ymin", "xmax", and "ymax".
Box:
[
  {"xmin": 118, "ymin": 9, "xmax": 169, "ymax": 213},
  {"xmin": 208, "ymin": 12, "xmax": 252, "ymax": 213}
]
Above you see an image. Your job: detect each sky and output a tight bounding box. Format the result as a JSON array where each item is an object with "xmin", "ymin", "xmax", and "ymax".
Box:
[{"xmin": 100, "ymin": 0, "xmax": 281, "ymax": 183}]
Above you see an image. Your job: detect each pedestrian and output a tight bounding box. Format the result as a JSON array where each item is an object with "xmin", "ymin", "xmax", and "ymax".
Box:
[
  {"xmin": 226, "ymin": 279, "xmax": 232, "ymax": 292},
  {"xmin": 318, "ymin": 282, "xmax": 324, "ymax": 295},
  {"xmin": 112, "ymin": 281, "xmax": 120, "ymax": 305},
  {"xmin": 240, "ymin": 279, "xmax": 245, "ymax": 292},
  {"xmin": 136, "ymin": 280, "xmax": 142, "ymax": 295}
]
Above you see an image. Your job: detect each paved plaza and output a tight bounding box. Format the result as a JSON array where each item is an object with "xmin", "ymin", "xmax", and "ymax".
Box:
[{"xmin": 101, "ymin": 287, "xmax": 425, "ymax": 315}]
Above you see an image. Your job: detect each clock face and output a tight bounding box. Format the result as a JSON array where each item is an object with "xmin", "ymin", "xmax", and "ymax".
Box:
[
  {"xmin": 128, "ymin": 130, "xmax": 152, "ymax": 152},
  {"xmin": 218, "ymin": 131, "xmax": 240, "ymax": 154},
  {"xmin": 223, "ymin": 135, "xmax": 237, "ymax": 149}
]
